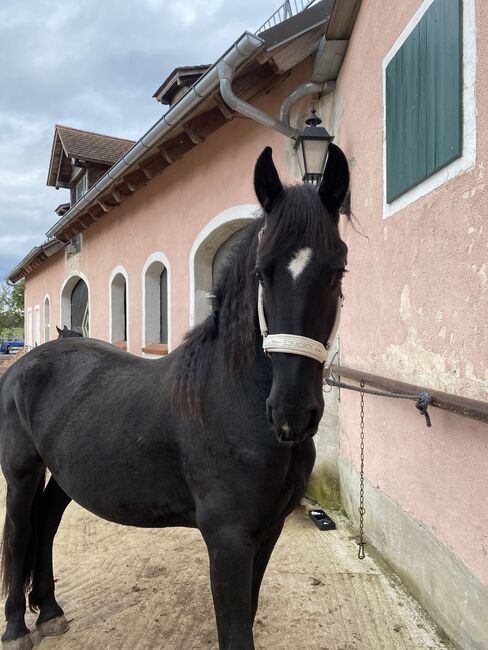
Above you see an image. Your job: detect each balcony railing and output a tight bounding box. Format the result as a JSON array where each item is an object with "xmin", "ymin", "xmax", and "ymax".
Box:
[{"xmin": 256, "ymin": 0, "xmax": 319, "ymax": 34}]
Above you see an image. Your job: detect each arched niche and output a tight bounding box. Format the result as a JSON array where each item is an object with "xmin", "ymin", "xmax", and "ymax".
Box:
[
  {"xmin": 109, "ymin": 267, "xmax": 129, "ymax": 348},
  {"xmin": 189, "ymin": 204, "xmax": 259, "ymax": 326},
  {"xmin": 44, "ymin": 295, "xmax": 51, "ymax": 342},
  {"xmin": 142, "ymin": 253, "xmax": 171, "ymax": 355},
  {"xmin": 60, "ymin": 273, "xmax": 90, "ymax": 336}
]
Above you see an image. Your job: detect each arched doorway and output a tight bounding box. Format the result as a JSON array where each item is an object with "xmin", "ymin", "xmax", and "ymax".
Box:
[
  {"xmin": 110, "ymin": 270, "xmax": 128, "ymax": 348},
  {"xmin": 190, "ymin": 205, "xmax": 258, "ymax": 326},
  {"xmin": 44, "ymin": 296, "xmax": 51, "ymax": 342},
  {"xmin": 60, "ymin": 274, "xmax": 90, "ymax": 336},
  {"xmin": 142, "ymin": 253, "xmax": 171, "ymax": 354},
  {"xmin": 71, "ymin": 280, "xmax": 89, "ymax": 335}
]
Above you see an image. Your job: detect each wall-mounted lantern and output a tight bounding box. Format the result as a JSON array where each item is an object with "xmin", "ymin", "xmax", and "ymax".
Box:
[{"xmin": 294, "ymin": 108, "xmax": 333, "ymax": 185}]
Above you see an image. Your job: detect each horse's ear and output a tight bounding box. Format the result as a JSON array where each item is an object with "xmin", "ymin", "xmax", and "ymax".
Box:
[
  {"xmin": 63, "ymin": 325, "xmax": 68, "ymax": 330},
  {"xmin": 56, "ymin": 325, "xmax": 62, "ymax": 334},
  {"xmin": 254, "ymin": 147, "xmax": 283, "ymax": 213},
  {"xmin": 318, "ymin": 143, "xmax": 350, "ymax": 223}
]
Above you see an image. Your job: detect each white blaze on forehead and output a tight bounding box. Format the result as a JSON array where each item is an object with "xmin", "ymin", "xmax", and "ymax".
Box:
[{"xmin": 288, "ymin": 247, "xmax": 313, "ymax": 280}]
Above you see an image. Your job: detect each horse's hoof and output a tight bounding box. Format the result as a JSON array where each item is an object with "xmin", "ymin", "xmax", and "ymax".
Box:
[
  {"xmin": 36, "ymin": 615, "xmax": 69, "ymax": 637},
  {"xmin": 1, "ymin": 636, "xmax": 33, "ymax": 650}
]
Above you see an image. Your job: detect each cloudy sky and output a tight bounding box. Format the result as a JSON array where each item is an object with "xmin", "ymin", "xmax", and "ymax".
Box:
[{"xmin": 0, "ymin": 0, "xmax": 276, "ymax": 280}]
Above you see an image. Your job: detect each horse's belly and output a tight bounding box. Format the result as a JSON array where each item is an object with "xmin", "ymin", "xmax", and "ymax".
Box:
[{"xmin": 49, "ymin": 451, "xmax": 197, "ymax": 529}]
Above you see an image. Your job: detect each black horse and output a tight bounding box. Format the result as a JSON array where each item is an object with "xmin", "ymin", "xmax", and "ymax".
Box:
[
  {"xmin": 0, "ymin": 145, "xmax": 349, "ymax": 650},
  {"xmin": 55, "ymin": 325, "xmax": 83, "ymax": 339}
]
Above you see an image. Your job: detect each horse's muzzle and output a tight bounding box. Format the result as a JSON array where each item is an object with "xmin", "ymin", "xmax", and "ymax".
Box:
[{"xmin": 266, "ymin": 399, "xmax": 322, "ymax": 444}]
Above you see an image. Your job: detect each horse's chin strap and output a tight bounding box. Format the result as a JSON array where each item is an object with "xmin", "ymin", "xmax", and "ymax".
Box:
[{"xmin": 257, "ymin": 281, "xmax": 342, "ymax": 367}]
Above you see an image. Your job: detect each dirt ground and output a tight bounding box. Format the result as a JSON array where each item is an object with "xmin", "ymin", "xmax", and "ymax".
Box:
[{"xmin": 0, "ymin": 471, "xmax": 453, "ymax": 650}]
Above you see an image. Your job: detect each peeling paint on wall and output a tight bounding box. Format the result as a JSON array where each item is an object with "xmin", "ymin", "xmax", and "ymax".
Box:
[{"xmin": 383, "ymin": 285, "xmax": 488, "ymax": 396}]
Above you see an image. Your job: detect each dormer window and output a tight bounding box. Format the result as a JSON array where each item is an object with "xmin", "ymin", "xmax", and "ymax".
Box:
[{"xmin": 75, "ymin": 173, "xmax": 88, "ymax": 202}]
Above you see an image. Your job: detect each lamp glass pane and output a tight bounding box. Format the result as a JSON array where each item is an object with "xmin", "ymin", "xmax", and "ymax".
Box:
[{"xmin": 302, "ymin": 138, "xmax": 327, "ymax": 176}]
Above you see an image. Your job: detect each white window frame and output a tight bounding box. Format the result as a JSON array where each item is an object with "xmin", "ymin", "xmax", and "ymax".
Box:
[
  {"xmin": 44, "ymin": 295, "xmax": 51, "ymax": 342},
  {"xmin": 189, "ymin": 204, "xmax": 259, "ymax": 327},
  {"xmin": 142, "ymin": 252, "xmax": 172, "ymax": 357},
  {"xmin": 59, "ymin": 271, "xmax": 91, "ymax": 335},
  {"xmin": 34, "ymin": 305, "xmax": 41, "ymax": 347},
  {"xmin": 109, "ymin": 266, "xmax": 129, "ymax": 351},
  {"xmin": 383, "ymin": 0, "xmax": 476, "ymax": 218},
  {"xmin": 75, "ymin": 173, "xmax": 88, "ymax": 203},
  {"xmin": 26, "ymin": 307, "xmax": 33, "ymax": 349}
]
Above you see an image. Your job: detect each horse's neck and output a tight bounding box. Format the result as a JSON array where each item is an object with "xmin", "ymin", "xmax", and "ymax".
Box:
[{"xmin": 214, "ymin": 325, "xmax": 272, "ymax": 393}]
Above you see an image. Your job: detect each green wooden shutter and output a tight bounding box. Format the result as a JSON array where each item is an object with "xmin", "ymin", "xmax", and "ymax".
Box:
[{"xmin": 386, "ymin": 0, "xmax": 462, "ymax": 203}]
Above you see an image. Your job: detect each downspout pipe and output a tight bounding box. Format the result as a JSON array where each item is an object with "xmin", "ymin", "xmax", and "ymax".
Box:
[
  {"xmin": 217, "ymin": 65, "xmax": 336, "ymax": 140},
  {"xmin": 280, "ymin": 80, "xmax": 335, "ymax": 129},
  {"xmin": 45, "ymin": 31, "xmax": 264, "ymax": 240},
  {"xmin": 218, "ymin": 60, "xmax": 299, "ymax": 139}
]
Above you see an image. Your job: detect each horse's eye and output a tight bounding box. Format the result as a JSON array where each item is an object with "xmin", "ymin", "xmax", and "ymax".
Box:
[{"xmin": 255, "ymin": 270, "xmax": 264, "ymax": 283}]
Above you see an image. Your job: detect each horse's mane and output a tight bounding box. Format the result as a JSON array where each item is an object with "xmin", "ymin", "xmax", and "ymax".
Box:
[{"xmin": 171, "ymin": 184, "xmax": 338, "ymax": 422}]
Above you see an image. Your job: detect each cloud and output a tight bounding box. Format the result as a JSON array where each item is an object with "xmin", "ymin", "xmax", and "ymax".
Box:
[{"xmin": 0, "ymin": 0, "xmax": 275, "ymax": 279}]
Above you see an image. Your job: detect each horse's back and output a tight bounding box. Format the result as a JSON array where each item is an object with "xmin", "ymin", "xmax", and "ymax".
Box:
[{"xmin": 0, "ymin": 338, "xmax": 196, "ymax": 526}]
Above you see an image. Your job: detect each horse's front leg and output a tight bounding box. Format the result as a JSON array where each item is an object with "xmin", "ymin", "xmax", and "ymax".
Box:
[{"xmin": 203, "ymin": 525, "xmax": 256, "ymax": 650}]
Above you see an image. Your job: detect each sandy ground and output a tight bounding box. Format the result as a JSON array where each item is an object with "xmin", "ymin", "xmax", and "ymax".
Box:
[
  {"xmin": 0, "ymin": 360, "xmax": 452, "ymax": 649},
  {"xmin": 0, "ymin": 471, "xmax": 453, "ymax": 650}
]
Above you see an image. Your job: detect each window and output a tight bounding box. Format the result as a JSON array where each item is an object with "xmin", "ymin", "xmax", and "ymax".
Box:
[
  {"xmin": 75, "ymin": 173, "xmax": 88, "ymax": 202},
  {"xmin": 386, "ymin": 0, "xmax": 462, "ymax": 203},
  {"xmin": 60, "ymin": 274, "xmax": 90, "ymax": 336},
  {"xmin": 70, "ymin": 278, "xmax": 89, "ymax": 335},
  {"xmin": 26, "ymin": 308, "xmax": 33, "ymax": 348},
  {"xmin": 190, "ymin": 205, "xmax": 258, "ymax": 327},
  {"xmin": 143, "ymin": 257, "xmax": 169, "ymax": 356},
  {"xmin": 44, "ymin": 296, "xmax": 50, "ymax": 342},
  {"xmin": 34, "ymin": 306, "xmax": 40, "ymax": 347},
  {"xmin": 110, "ymin": 271, "xmax": 128, "ymax": 348}
]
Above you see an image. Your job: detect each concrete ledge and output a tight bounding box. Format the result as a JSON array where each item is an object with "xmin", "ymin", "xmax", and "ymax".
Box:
[{"xmin": 339, "ymin": 456, "xmax": 488, "ymax": 650}]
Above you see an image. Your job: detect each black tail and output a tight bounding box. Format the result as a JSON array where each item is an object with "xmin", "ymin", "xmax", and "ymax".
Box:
[{"xmin": 1, "ymin": 472, "xmax": 45, "ymax": 607}]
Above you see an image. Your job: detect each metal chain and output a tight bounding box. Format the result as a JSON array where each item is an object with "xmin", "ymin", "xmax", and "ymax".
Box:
[{"xmin": 357, "ymin": 380, "xmax": 366, "ymax": 560}]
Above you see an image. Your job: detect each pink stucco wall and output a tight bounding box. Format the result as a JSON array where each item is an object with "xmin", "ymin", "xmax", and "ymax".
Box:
[
  {"xmin": 336, "ymin": 0, "xmax": 488, "ymax": 586},
  {"xmin": 24, "ymin": 63, "xmax": 307, "ymax": 352},
  {"xmin": 23, "ymin": 0, "xmax": 487, "ymax": 596}
]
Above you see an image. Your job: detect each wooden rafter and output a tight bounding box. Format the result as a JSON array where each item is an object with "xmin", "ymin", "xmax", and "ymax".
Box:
[
  {"xmin": 123, "ymin": 178, "xmax": 137, "ymax": 192},
  {"xmin": 159, "ymin": 145, "xmax": 175, "ymax": 164},
  {"xmin": 213, "ymin": 93, "xmax": 234, "ymax": 120},
  {"xmin": 138, "ymin": 164, "xmax": 153, "ymax": 180},
  {"xmin": 97, "ymin": 200, "xmax": 109, "ymax": 213},
  {"xmin": 184, "ymin": 124, "xmax": 205, "ymax": 144}
]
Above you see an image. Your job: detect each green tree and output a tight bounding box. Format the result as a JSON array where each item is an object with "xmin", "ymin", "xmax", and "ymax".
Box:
[
  {"xmin": 0, "ymin": 281, "xmax": 24, "ymax": 334},
  {"xmin": 10, "ymin": 279, "xmax": 24, "ymax": 315}
]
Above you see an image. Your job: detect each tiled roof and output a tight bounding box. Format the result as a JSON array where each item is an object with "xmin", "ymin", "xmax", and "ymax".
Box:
[{"xmin": 56, "ymin": 125, "xmax": 136, "ymax": 165}]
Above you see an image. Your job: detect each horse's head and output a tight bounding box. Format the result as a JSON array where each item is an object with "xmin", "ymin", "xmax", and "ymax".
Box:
[
  {"xmin": 56, "ymin": 325, "xmax": 83, "ymax": 339},
  {"xmin": 254, "ymin": 145, "xmax": 349, "ymax": 444}
]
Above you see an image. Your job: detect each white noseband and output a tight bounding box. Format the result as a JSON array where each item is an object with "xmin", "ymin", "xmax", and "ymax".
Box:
[{"xmin": 257, "ymin": 281, "xmax": 342, "ymax": 366}]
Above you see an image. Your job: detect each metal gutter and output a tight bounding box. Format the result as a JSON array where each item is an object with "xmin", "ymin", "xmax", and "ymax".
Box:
[
  {"xmin": 44, "ymin": 31, "xmax": 264, "ymax": 240},
  {"xmin": 6, "ymin": 248, "xmax": 43, "ymax": 282},
  {"xmin": 218, "ymin": 60, "xmax": 299, "ymax": 138}
]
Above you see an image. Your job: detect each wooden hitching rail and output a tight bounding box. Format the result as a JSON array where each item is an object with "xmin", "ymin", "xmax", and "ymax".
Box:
[{"xmin": 330, "ymin": 364, "xmax": 488, "ymax": 425}]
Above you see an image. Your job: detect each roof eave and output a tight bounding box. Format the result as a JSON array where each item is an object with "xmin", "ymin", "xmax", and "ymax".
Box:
[{"xmin": 44, "ymin": 31, "xmax": 265, "ymax": 240}]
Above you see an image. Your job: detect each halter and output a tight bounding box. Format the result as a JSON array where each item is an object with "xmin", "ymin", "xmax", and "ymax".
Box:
[
  {"xmin": 256, "ymin": 228, "xmax": 342, "ymax": 367},
  {"xmin": 257, "ymin": 283, "xmax": 342, "ymax": 366}
]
